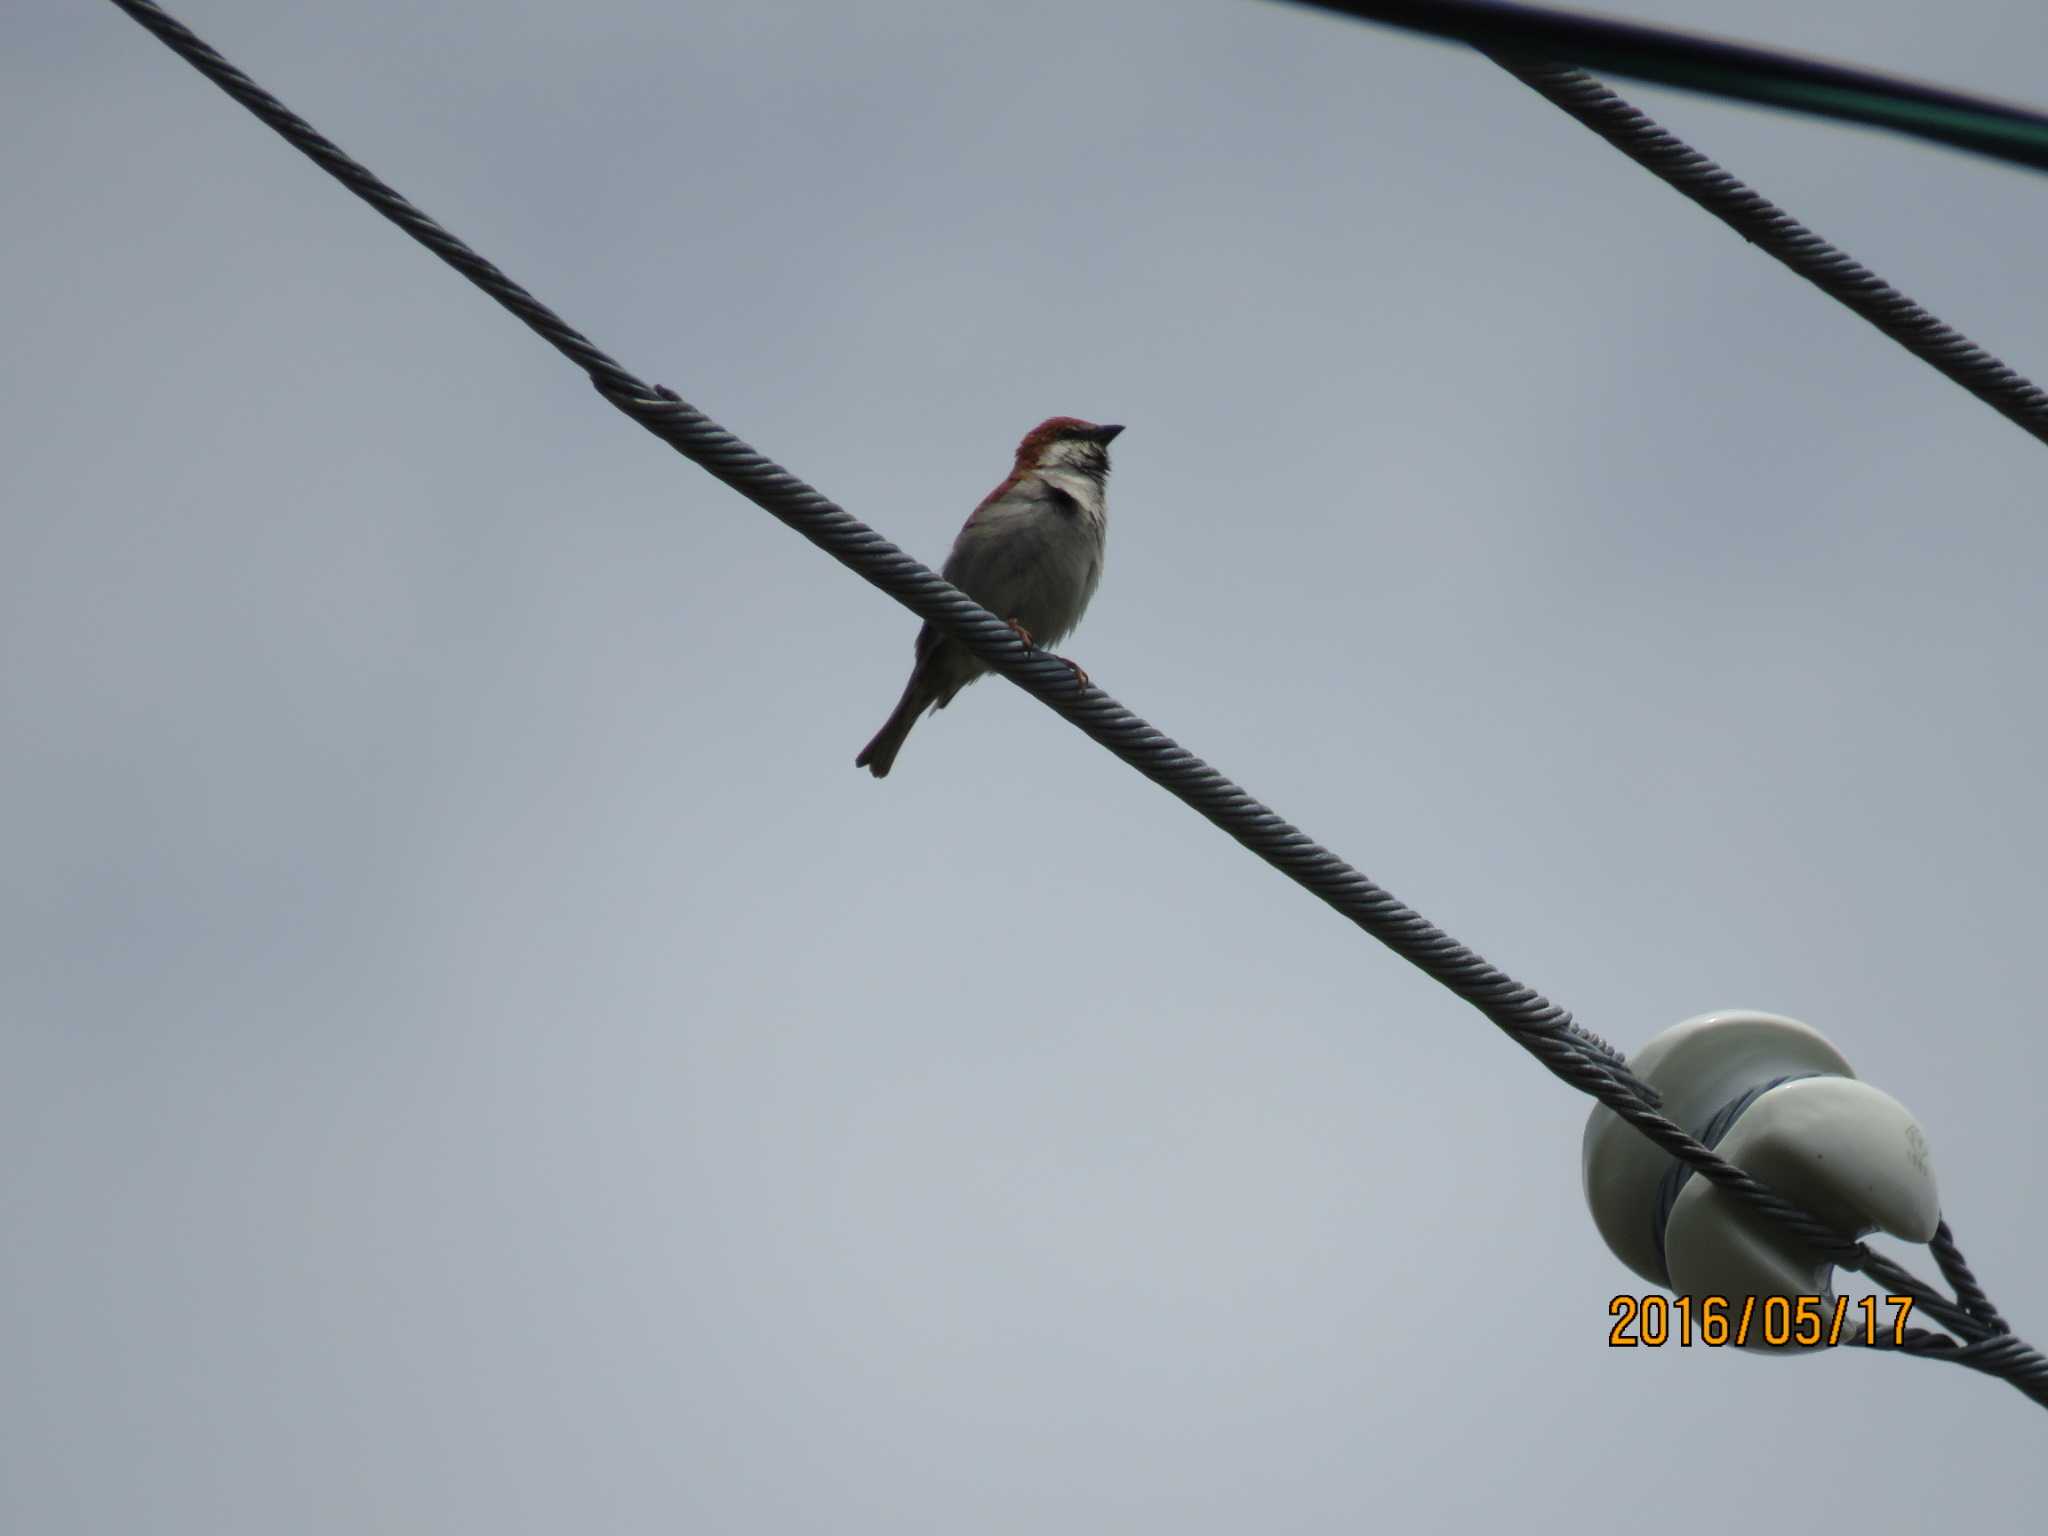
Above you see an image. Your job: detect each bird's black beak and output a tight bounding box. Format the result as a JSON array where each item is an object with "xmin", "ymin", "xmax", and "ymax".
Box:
[{"xmin": 1089, "ymin": 424, "xmax": 1125, "ymax": 444}]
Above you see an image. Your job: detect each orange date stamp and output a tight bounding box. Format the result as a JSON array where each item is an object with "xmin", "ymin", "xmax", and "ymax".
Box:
[{"xmin": 1607, "ymin": 1293, "xmax": 1916, "ymax": 1348}]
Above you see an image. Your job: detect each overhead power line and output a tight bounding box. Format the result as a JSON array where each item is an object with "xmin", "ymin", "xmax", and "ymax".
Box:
[
  {"xmin": 104, "ymin": 0, "xmax": 2045, "ymax": 1407},
  {"xmin": 1482, "ymin": 55, "xmax": 2048, "ymax": 448},
  {"xmin": 1288, "ymin": 0, "xmax": 2048, "ymax": 174}
]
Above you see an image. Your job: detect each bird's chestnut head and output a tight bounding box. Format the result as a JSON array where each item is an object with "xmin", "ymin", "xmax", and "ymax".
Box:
[{"xmin": 1016, "ymin": 417, "xmax": 1124, "ymax": 479}]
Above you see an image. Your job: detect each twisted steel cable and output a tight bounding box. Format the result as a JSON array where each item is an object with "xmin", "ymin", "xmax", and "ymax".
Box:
[
  {"xmin": 1489, "ymin": 55, "xmax": 2048, "ymax": 449},
  {"xmin": 1879, "ymin": 1328, "xmax": 2048, "ymax": 1405},
  {"xmin": 1931, "ymin": 1219, "xmax": 2010, "ymax": 1331},
  {"xmin": 106, "ymin": 0, "xmax": 2043, "ymax": 1407}
]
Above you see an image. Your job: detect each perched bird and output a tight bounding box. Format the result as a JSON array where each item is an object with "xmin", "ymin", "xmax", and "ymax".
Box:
[{"xmin": 856, "ymin": 417, "xmax": 1124, "ymax": 777}]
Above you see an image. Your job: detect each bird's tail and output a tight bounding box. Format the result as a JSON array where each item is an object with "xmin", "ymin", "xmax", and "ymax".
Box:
[{"xmin": 855, "ymin": 676, "xmax": 930, "ymax": 778}]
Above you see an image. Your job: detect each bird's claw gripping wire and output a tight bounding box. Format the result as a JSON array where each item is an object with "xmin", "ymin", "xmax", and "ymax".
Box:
[{"xmin": 1003, "ymin": 618, "xmax": 1089, "ymax": 688}]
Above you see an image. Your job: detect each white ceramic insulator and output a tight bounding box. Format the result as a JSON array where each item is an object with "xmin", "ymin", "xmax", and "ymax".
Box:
[{"xmin": 1583, "ymin": 1010, "xmax": 1939, "ymax": 1351}]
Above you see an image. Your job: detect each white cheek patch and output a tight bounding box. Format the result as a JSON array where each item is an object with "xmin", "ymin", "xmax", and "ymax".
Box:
[{"xmin": 1038, "ymin": 467, "xmax": 1107, "ymax": 517}]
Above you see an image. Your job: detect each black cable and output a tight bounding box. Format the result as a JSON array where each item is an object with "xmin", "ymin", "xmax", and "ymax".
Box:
[
  {"xmin": 104, "ymin": 0, "xmax": 2044, "ymax": 1409},
  {"xmin": 1930, "ymin": 1219, "xmax": 2010, "ymax": 1332},
  {"xmin": 1879, "ymin": 1329, "xmax": 2048, "ymax": 1407},
  {"xmin": 97, "ymin": 0, "xmax": 1644, "ymax": 1110},
  {"xmin": 1489, "ymin": 56, "xmax": 2048, "ymax": 449},
  {"xmin": 1286, "ymin": 0, "xmax": 2048, "ymax": 174}
]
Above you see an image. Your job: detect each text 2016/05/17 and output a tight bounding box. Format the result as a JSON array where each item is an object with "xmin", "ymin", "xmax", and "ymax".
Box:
[{"xmin": 1607, "ymin": 1294, "xmax": 1916, "ymax": 1348}]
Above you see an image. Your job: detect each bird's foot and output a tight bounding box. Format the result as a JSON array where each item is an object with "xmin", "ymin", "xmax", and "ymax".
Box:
[
  {"xmin": 1054, "ymin": 655, "xmax": 1090, "ymax": 689},
  {"xmin": 1004, "ymin": 618, "xmax": 1036, "ymax": 648}
]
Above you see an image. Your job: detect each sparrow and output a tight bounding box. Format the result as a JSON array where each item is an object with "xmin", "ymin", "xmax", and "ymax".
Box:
[{"xmin": 856, "ymin": 417, "xmax": 1124, "ymax": 777}]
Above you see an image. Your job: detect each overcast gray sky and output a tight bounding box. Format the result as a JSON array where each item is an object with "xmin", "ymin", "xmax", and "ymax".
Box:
[{"xmin": 6, "ymin": 2, "xmax": 2047, "ymax": 1531}]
